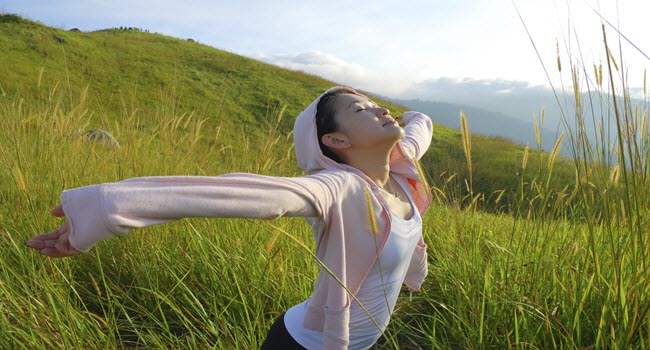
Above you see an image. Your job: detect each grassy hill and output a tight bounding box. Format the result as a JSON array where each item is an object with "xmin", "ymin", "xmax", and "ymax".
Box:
[
  {"xmin": 2, "ymin": 14, "xmax": 648, "ymax": 349},
  {"xmin": 0, "ymin": 14, "xmax": 576, "ymax": 212},
  {"xmin": 0, "ymin": 14, "xmax": 337, "ymax": 149}
]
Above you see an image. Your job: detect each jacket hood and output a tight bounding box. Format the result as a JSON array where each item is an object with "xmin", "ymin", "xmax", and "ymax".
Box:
[
  {"xmin": 293, "ymin": 86, "xmax": 360, "ymax": 175},
  {"xmin": 293, "ymin": 86, "xmax": 422, "ymax": 183}
]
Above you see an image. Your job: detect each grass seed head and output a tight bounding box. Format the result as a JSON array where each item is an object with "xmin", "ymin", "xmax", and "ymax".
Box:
[{"xmin": 364, "ymin": 186, "xmax": 378, "ymax": 235}]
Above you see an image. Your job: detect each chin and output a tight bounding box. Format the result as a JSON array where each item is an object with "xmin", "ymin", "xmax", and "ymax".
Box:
[{"xmin": 386, "ymin": 133, "xmax": 404, "ymax": 145}]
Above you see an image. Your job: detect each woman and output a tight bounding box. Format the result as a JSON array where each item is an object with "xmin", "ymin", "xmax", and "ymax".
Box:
[{"xmin": 26, "ymin": 86, "xmax": 433, "ymax": 349}]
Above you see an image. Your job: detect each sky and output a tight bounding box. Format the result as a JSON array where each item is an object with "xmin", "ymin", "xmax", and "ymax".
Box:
[{"xmin": 2, "ymin": 0, "xmax": 649, "ymax": 101}]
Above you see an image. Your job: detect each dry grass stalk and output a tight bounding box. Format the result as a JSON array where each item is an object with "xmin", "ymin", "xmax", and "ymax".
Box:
[
  {"xmin": 556, "ymin": 39, "xmax": 562, "ymax": 72},
  {"xmin": 364, "ymin": 187, "xmax": 378, "ymax": 235},
  {"xmin": 549, "ymin": 133, "xmax": 565, "ymax": 171},
  {"xmin": 522, "ymin": 145, "xmax": 530, "ymax": 171},
  {"xmin": 460, "ymin": 111, "xmax": 472, "ymax": 175}
]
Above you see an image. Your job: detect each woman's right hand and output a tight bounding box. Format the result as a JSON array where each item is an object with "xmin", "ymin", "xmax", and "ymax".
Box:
[
  {"xmin": 395, "ymin": 114, "xmax": 406, "ymax": 127},
  {"xmin": 25, "ymin": 205, "xmax": 81, "ymax": 258}
]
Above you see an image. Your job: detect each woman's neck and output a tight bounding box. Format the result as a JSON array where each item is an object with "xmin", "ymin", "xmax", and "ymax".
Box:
[{"xmin": 343, "ymin": 145, "xmax": 394, "ymax": 186}]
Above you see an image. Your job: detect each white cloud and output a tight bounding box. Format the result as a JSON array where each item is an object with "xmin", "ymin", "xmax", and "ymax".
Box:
[
  {"xmin": 251, "ymin": 51, "xmax": 366, "ymax": 85},
  {"xmin": 404, "ymin": 77, "xmax": 553, "ymax": 101},
  {"xmin": 249, "ymin": 51, "xmax": 412, "ymax": 97}
]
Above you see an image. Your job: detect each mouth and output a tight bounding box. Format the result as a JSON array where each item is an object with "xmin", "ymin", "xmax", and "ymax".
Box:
[{"xmin": 382, "ymin": 119, "xmax": 397, "ymax": 127}]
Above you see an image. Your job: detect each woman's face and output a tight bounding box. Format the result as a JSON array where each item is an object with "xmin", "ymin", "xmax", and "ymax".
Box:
[{"xmin": 328, "ymin": 93, "xmax": 404, "ymax": 150}]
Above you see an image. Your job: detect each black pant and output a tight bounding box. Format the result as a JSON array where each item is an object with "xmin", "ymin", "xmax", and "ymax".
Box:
[{"xmin": 260, "ymin": 312, "xmax": 307, "ymax": 350}]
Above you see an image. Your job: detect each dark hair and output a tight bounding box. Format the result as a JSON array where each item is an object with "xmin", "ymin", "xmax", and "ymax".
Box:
[{"xmin": 315, "ymin": 90, "xmax": 349, "ymax": 164}]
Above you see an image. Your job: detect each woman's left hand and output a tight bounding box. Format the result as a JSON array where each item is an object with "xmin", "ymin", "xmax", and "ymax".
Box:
[{"xmin": 25, "ymin": 205, "xmax": 81, "ymax": 258}]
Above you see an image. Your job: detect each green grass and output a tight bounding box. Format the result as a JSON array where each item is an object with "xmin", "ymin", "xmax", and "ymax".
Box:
[
  {"xmin": 1, "ymin": 14, "xmax": 649, "ymax": 349},
  {"xmin": 0, "ymin": 15, "xmax": 580, "ymax": 212}
]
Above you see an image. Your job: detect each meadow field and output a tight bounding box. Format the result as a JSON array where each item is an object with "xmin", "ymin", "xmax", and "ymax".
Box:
[{"xmin": 1, "ymin": 14, "xmax": 649, "ymax": 349}]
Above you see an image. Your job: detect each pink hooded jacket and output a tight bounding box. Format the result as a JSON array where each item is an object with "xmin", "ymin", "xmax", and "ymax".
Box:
[{"xmin": 60, "ymin": 86, "xmax": 433, "ymax": 349}]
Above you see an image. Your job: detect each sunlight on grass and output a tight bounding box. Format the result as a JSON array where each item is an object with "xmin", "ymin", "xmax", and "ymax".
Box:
[{"xmin": 1, "ymin": 11, "xmax": 649, "ymax": 350}]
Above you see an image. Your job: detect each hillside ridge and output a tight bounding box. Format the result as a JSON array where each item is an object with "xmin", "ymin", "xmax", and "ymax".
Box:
[{"xmin": 0, "ymin": 14, "xmax": 575, "ymax": 211}]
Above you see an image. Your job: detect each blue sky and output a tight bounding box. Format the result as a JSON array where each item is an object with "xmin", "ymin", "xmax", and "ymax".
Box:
[{"xmin": 2, "ymin": 0, "xmax": 649, "ymax": 100}]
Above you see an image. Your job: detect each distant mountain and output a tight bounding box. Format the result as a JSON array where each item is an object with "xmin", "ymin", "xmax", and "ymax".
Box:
[
  {"xmin": 396, "ymin": 84, "xmax": 648, "ymax": 161},
  {"xmin": 386, "ymin": 98, "xmax": 562, "ymax": 152}
]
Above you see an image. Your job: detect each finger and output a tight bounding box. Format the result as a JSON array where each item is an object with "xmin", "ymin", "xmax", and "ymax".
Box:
[
  {"xmin": 26, "ymin": 219, "xmax": 70, "ymax": 249},
  {"xmin": 38, "ymin": 247, "xmax": 74, "ymax": 258},
  {"xmin": 25, "ymin": 231, "xmax": 62, "ymax": 249},
  {"xmin": 25, "ymin": 240, "xmax": 44, "ymax": 249},
  {"xmin": 51, "ymin": 205, "xmax": 65, "ymax": 217},
  {"xmin": 28, "ymin": 225, "xmax": 66, "ymax": 241},
  {"xmin": 25, "ymin": 236, "xmax": 59, "ymax": 249},
  {"xmin": 27, "ymin": 238, "xmax": 59, "ymax": 249},
  {"xmin": 31, "ymin": 230, "xmax": 64, "ymax": 241},
  {"xmin": 40, "ymin": 243, "xmax": 80, "ymax": 258}
]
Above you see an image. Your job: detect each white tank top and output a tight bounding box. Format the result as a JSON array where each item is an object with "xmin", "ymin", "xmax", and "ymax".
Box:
[{"xmin": 284, "ymin": 176, "xmax": 423, "ymax": 350}]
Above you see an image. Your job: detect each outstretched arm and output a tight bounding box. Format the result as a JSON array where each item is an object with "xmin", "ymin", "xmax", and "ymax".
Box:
[{"xmin": 26, "ymin": 172, "xmax": 345, "ymax": 257}]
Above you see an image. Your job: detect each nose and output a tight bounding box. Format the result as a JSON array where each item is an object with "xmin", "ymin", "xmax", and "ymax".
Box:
[{"xmin": 374, "ymin": 107, "xmax": 390, "ymax": 117}]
